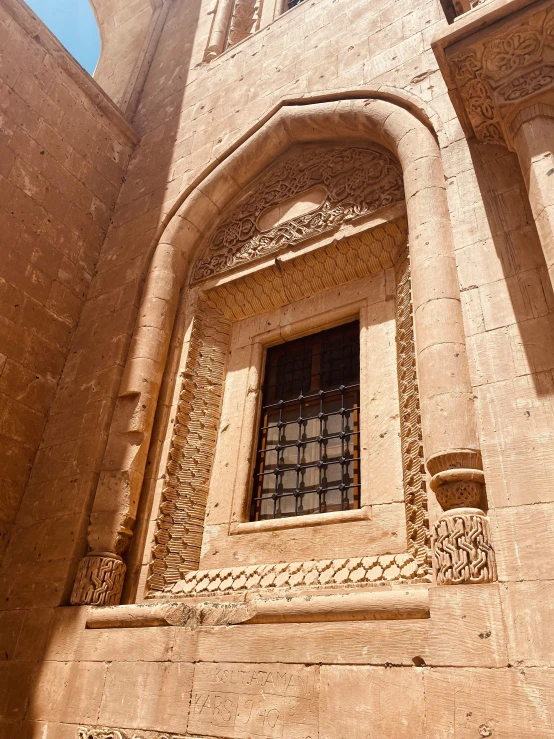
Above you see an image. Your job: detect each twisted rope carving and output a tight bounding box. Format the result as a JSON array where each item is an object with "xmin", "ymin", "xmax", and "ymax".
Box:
[
  {"xmin": 433, "ymin": 511, "xmax": 497, "ymax": 585},
  {"xmin": 395, "ymin": 250, "xmax": 430, "ymax": 568},
  {"xmin": 70, "ymin": 554, "xmax": 126, "ymax": 607}
]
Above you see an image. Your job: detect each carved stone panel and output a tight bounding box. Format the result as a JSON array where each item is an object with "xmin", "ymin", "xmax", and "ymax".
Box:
[
  {"xmin": 192, "ymin": 145, "xmax": 404, "ymax": 281},
  {"xmin": 445, "ymin": 6, "xmax": 554, "ymax": 146},
  {"xmin": 188, "ymin": 663, "xmax": 319, "ymax": 739},
  {"xmin": 78, "ymin": 731, "xmax": 185, "ymax": 739}
]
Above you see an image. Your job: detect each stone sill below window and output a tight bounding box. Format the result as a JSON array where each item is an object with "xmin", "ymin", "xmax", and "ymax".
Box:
[{"xmin": 229, "ymin": 506, "xmax": 372, "ymax": 535}]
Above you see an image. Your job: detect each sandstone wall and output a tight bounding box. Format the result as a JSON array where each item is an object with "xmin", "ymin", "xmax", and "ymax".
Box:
[
  {"xmin": 0, "ymin": 0, "xmax": 136, "ymax": 562},
  {"xmin": 91, "ymin": 0, "xmax": 167, "ymax": 114},
  {"xmin": 0, "ymin": 0, "xmax": 554, "ymax": 735}
]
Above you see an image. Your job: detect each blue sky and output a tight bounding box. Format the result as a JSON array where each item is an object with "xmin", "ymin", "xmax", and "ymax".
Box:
[{"xmin": 26, "ymin": 0, "xmax": 101, "ymax": 74}]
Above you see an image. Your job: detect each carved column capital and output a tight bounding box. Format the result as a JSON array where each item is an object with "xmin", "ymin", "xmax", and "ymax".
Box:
[{"xmin": 70, "ymin": 552, "xmax": 126, "ymax": 607}]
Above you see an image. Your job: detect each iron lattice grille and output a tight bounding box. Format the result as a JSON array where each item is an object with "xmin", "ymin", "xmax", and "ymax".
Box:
[{"xmin": 251, "ymin": 321, "xmax": 361, "ymax": 521}]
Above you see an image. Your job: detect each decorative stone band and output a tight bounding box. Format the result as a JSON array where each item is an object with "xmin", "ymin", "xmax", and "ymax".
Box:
[
  {"xmin": 70, "ymin": 552, "xmax": 126, "ymax": 607},
  {"xmin": 154, "ymin": 552, "xmax": 432, "ymax": 599},
  {"xmin": 78, "ymin": 730, "xmax": 184, "ymax": 739},
  {"xmin": 433, "ymin": 508, "xmax": 497, "ymax": 585}
]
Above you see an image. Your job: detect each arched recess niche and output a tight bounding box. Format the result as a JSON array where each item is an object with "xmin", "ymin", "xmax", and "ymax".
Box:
[{"xmin": 71, "ymin": 98, "xmax": 497, "ymax": 609}]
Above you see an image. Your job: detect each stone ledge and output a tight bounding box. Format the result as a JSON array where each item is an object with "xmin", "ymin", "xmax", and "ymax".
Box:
[
  {"xmin": 86, "ymin": 588, "xmax": 430, "ymax": 629},
  {"xmin": 230, "ymin": 506, "xmax": 372, "ymax": 535}
]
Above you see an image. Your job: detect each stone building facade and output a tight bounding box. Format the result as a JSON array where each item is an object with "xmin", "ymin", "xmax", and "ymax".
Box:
[{"xmin": 0, "ymin": 0, "xmax": 553, "ymax": 734}]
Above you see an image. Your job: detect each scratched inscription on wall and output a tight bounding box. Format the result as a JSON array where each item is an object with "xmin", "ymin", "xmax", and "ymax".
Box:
[{"xmin": 188, "ymin": 663, "xmax": 319, "ymax": 739}]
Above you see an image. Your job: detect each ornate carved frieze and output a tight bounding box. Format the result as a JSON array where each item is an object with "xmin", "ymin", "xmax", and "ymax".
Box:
[
  {"xmin": 147, "ymin": 298, "xmax": 232, "ymax": 593},
  {"xmin": 192, "ymin": 145, "xmax": 404, "ymax": 281},
  {"xmin": 78, "ymin": 730, "xmax": 185, "ymax": 739},
  {"xmin": 444, "ymin": 6, "xmax": 554, "ymax": 146},
  {"xmin": 206, "ymin": 218, "xmax": 407, "ymax": 321},
  {"xmin": 166, "ymin": 551, "xmax": 431, "ymax": 598}
]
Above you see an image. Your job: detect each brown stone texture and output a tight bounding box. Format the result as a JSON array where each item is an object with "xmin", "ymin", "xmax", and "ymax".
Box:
[
  {"xmin": 1, "ymin": 0, "xmax": 554, "ymax": 735},
  {"xmin": 0, "ymin": 0, "xmax": 135, "ymax": 563}
]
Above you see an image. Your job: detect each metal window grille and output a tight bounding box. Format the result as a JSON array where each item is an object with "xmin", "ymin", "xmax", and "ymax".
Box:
[
  {"xmin": 250, "ymin": 321, "xmax": 361, "ymax": 521},
  {"xmin": 287, "ymin": 0, "xmax": 306, "ymax": 8}
]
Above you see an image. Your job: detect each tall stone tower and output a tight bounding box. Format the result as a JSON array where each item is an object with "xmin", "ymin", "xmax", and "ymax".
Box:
[{"xmin": 0, "ymin": 0, "xmax": 554, "ymax": 735}]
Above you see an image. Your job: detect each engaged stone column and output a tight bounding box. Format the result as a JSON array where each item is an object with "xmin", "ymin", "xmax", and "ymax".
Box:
[
  {"xmin": 204, "ymin": 0, "xmax": 235, "ymax": 60},
  {"xmin": 395, "ymin": 110, "xmax": 497, "ymax": 585},
  {"xmin": 510, "ymin": 104, "xmax": 554, "ymax": 291},
  {"xmin": 71, "ymin": 240, "xmax": 189, "ymax": 606}
]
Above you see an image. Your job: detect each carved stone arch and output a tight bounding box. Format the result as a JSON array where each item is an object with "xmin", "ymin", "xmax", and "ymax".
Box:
[{"xmin": 71, "ymin": 98, "xmax": 496, "ymax": 607}]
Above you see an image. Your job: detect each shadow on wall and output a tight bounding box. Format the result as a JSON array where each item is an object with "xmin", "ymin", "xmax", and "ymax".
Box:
[
  {"xmin": 469, "ymin": 141, "xmax": 554, "ymax": 398},
  {"xmin": 0, "ymin": 0, "xmax": 203, "ymax": 735}
]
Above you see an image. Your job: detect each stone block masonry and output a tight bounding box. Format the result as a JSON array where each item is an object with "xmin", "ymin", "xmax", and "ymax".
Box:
[
  {"xmin": 0, "ymin": 0, "xmax": 554, "ymax": 735},
  {"xmin": 0, "ymin": 0, "xmax": 137, "ymax": 562}
]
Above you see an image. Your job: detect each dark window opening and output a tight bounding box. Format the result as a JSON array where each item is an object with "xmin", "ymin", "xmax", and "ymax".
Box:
[
  {"xmin": 250, "ymin": 321, "xmax": 361, "ymax": 521},
  {"xmin": 287, "ymin": 0, "xmax": 307, "ymax": 9}
]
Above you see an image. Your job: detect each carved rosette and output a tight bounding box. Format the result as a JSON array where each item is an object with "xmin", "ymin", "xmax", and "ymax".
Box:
[
  {"xmin": 192, "ymin": 145, "xmax": 404, "ymax": 281},
  {"xmin": 70, "ymin": 553, "xmax": 126, "ymax": 607},
  {"xmin": 446, "ymin": 7, "xmax": 554, "ymax": 147},
  {"xmin": 427, "ymin": 451, "xmax": 496, "ymax": 585}
]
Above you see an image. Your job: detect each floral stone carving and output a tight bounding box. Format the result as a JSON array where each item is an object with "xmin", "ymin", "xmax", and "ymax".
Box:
[
  {"xmin": 192, "ymin": 145, "xmax": 404, "ymax": 280},
  {"xmin": 446, "ymin": 7, "xmax": 554, "ymax": 146}
]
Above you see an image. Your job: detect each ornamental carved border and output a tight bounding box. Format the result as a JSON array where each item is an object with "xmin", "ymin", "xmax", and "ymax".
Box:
[
  {"xmin": 447, "ymin": 7, "xmax": 554, "ymax": 145},
  {"xmin": 78, "ymin": 730, "xmax": 185, "ymax": 739},
  {"xmin": 192, "ymin": 145, "xmax": 404, "ymax": 281},
  {"xmin": 146, "ymin": 225, "xmax": 431, "ymax": 599}
]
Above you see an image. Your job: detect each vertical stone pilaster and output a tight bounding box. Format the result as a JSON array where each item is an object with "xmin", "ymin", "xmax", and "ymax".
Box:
[{"xmin": 510, "ymin": 105, "xmax": 554, "ymax": 291}]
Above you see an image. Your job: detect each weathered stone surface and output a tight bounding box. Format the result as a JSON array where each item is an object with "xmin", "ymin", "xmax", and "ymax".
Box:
[{"xmin": 0, "ymin": 0, "xmax": 554, "ymax": 735}]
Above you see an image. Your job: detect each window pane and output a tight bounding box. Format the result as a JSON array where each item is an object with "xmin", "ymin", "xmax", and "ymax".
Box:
[{"xmin": 251, "ymin": 321, "xmax": 360, "ymax": 520}]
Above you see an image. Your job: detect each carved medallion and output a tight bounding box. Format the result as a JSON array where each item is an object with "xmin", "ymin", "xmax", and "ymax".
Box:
[{"xmin": 192, "ymin": 145, "xmax": 404, "ymax": 281}]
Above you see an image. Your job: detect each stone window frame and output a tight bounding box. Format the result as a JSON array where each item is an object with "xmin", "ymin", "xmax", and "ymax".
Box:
[
  {"xmin": 71, "ymin": 98, "xmax": 497, "ymax": 609},
  {"xmin": 227, "ymin": 295, "xmax": 388, "ymax": 536},
  {"xmin": 142, "ymin": 204, "xmax": 435, "ymax": 598}
]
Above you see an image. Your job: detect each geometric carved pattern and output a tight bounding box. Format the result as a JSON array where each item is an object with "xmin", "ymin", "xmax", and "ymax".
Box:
[
  {"xmin": 192, "ymin": 145, "xmax": 404, "ymax": 280},
  {"xmin": 70, "ymin": 554, "xmax": 126, "ymax": 607},
  {"xmin": 206, "ymin": 219, "xmax": 408, "ymax": 321},
  {"xmin": 395, "ymin": 250, "xmax": 430, "ymax": 568},
  {"xmin": 168, "ymin": 552, "xmax": 432, "ymax": 598},
  {"xmin": 448, "ymin": 7, "xmax": 554, "ymax": 145},
  {"xmin": 433, "ymin": 510, "xmax": 497, "ymax": 585},
  {"xmin": 227, "ymin": 0, "xmax": 261, "ymax": 47},
  {"xmin": 78, "ymin": 730, "xmax": 185, "ymax": 739},
  {"xmin": 147, "ymin": 298, "xmax": 232, "ymax": 593}
]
